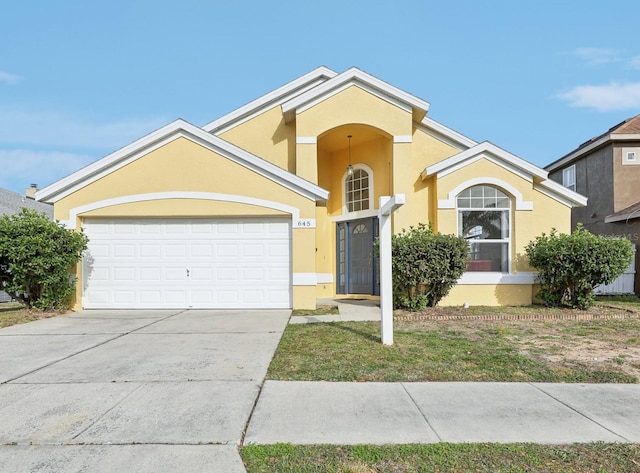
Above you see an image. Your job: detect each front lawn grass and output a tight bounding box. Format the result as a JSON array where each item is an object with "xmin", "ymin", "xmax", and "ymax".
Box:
[
  {"xmin": 241, "ymin": 443, "xmax": 640, "ymax": 473},
  {"xmin": 291, "ymin": 305, "xmax": 340, "ymax": 316},
  {"xmin": 267, "ymin": 306, "xmax": 640, "ymax": 383}
]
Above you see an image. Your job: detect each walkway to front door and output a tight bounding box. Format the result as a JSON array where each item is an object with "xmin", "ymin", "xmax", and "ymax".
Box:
[{"xmin": 336, "ymin": 217, "xmax": 379, "ymax": 295}]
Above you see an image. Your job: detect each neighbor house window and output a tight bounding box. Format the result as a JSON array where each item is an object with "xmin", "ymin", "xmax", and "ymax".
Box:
[
  {"xmin": 457, "ymin": 185, "xmax": 510, "ymax": 272},
  {"xmin": 345, "ymin": 168, "xmax": 370, "ymax": 212},
  {"xmin": 562, "ymin": 165, "xmax": 576, "ymax": 191},
  {"xmin": 627, "ymin": 151, "xmax": 636, "ymax": 161}
]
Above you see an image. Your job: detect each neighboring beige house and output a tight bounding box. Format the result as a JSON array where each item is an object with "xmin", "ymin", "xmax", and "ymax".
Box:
[
  {"xmin": 546, "ymin": 114, "xmax": 640, "ymax": 294},
  {"xmin": 36, "ymin": 66, "xmax": 586, "ymax": 310}
]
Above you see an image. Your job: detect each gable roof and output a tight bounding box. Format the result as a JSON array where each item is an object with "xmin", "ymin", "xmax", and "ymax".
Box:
[
  {"xmin": 0, "ymin": 187, "xmax": 53, "ymax": 218},
  {"xmin": 201, "ymin": 66, "xmax": 475, "ymax": 151},
  {"xmin": 202, "ymin": 66, "xmax": 338, "ymax": 135},
  {"xmin": 417, "ymin": 116, "xmax": 477, "ymax": 150},
  {"xmin": 605, "ymin": 200, "xmax": 640, "ymax": 223},
  {"xmin": 423, "ymin": 141, "xmax": 587, "ymax": 207},
  {"xmin": 281, "ymin": 67, "xmax": 430, "ymax": 125},
  {"xmin": 36, "ymin": 119, "xmax": 329, "ymax": 204},
  {"xmin": 546, "ymin": 113, "xmax": 640, "ymax": 172}
]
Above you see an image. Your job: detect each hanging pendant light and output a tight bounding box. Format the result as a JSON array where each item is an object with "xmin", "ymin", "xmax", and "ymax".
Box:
[{"xmin": 346, "ymin": 135, "xmax": 354, "ymax": 176}]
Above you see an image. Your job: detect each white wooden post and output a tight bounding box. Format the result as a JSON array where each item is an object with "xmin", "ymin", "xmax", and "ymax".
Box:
[{"xmin": 378, "ymin": 194, "xmax": 405, "ymax": 345}]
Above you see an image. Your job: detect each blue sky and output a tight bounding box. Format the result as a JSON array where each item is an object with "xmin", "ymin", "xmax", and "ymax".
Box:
[{"xmin": 1, "ymin": 1, "xmax": 639, "ymax": 195}]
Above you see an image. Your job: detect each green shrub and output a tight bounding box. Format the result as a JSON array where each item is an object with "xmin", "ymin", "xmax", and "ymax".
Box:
[
  {"xmin": 525, "ymin": 224, "xmax": 634, "ymax": 310},
  {"xmin": 0, "ymin": 209, "xmax": 88, "ymax": 310},
  {"xmin": 386, "ymin": 223, "xmax": 469, "ymax": 310}
]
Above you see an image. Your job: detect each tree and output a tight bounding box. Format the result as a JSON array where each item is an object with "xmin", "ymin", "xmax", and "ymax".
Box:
[
  {"xmin": 0, "ymin": 209, "xmax": 88, "ymax": 310},
  {"xmin": 525, "ymin": 224, "xmax": 634, "ymax": 310},
  {"xmin": 386, "ymin": 223, "xmax": 469, "ymax": 310}
]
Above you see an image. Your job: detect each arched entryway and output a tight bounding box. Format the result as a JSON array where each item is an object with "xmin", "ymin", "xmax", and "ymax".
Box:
[{"xmin": 317, "ymin": 125, "xmax": 392, "ymax": 296}]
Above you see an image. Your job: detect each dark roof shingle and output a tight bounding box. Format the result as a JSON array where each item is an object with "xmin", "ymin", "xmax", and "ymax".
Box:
[{"xmin": 0, "ymin": 188, "xmax": 53, "ymax": 219}]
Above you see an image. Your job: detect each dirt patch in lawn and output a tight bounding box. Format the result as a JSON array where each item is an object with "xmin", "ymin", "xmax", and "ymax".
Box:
[
  {"xmin": 0, "ymin": 303, "xmax": 69, "ymax": 328},
  {"xmin": 396, "ymin": 304, "xmax": 640, "ymax": 382}
]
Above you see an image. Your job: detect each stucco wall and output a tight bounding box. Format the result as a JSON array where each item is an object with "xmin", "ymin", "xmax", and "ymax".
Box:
[
  {"xmin": 613, "ymin": 141, "xmax": 640, "ymax": 212},
  {"xmin": 218, "ymin": 106, "xmax": 296, "ymax": 173},
  {"xmin": 54, "ymin": 136, "xmax": 320, "ymax": 310}
]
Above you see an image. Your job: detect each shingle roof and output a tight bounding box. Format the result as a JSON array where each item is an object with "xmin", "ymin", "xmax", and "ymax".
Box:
[
  {"xmin": 0, "ymin": 188, "xmax": 53, "ymax": 218},
  {"xmin": 614, "ymin": 114, "xmax": 640, "ymax": 134},
  {"xmin": 605, "ymin": 199, "xmax": 640, "ymax": 223},
  {"xmin": 546, "ymin": 113, "xmax": 640, "ymax": 172}
]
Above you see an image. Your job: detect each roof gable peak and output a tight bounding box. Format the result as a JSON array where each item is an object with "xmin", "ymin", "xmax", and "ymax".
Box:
[
  {"xmin": 203, "ymin": 66, "xmax": 337, "ymax": 135},
  {"xmin": 281, "ymin": 67, "xmax": 430, "ymax": 124},
  {"xmin": 36, "ymin": 119, "xmax": 328, "ymax": 203}
]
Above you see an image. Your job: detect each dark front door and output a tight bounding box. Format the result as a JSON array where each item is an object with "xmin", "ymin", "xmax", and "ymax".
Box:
[
  {"xmin": 349, "ymin": 219, "xmax": 373, "ymax": 294},
  {"xmin": 336, "ymin": 217, "xmax": 379, "ymax": 295}
]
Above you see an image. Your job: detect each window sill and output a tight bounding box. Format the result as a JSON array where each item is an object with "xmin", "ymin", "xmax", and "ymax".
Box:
[{"xmin": 458, "ymin": 272, "xmax": 537, "ymax": 285}]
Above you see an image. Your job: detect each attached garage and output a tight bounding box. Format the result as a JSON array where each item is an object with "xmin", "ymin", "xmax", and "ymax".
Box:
[
  {"xmin": 35, "ymin": 120, "xmax": 329, "ymax": 311},
  {"xmin": 82, "ymin": 217, "xmax": 291, "ymax": 309}
]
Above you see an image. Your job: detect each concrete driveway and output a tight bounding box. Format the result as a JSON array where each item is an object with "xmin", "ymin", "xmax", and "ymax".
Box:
[{"xmin": 0, "ymin": 309, "xmax": 290, "ymax": 473}]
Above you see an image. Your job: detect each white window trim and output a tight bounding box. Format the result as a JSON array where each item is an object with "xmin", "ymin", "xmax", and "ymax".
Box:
[
  {"xmin": 457, "ymin": 185, "xmax": 512, "ymax": 274},
  {"xmin": 562, "ymin": 165, "xmax": 576, "ymax": 191},
  {"xmin": 438, "ymin": 177, "xmax": 533, "ymax": 210},
  {"xmin": 342, "ymin": 163, "xmax": 374, "ymax": 215}
]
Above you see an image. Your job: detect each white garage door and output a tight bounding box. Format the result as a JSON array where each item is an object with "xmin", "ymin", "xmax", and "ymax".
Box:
[{"xmin": 82, "ymin": 218, "xmax": 291, "ymax": 309}]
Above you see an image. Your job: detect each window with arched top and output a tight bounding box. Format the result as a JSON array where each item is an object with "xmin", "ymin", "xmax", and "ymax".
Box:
[
  {"xmin": 457, "ymin": 185, "xmax": 510, "ymax": 272},
  {"xmin": 345, "ymin": 168, "xmax": 371, "ymax": 213}
]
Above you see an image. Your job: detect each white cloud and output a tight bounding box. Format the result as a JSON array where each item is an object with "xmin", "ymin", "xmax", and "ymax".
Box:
[
  {"xmin": 628, "ymin": 56, "xmax": 640, "ymax": 70},
  {"xmin": 558, "ymin": 82, "xmax": 640, "ymax": 112},
  {"xmin": 0, "ymin": 110, "xmax": 168, "ymax": 150},
  {"xmin": 571, "ymin": 47, "xmax": 622, "ymax": 65},
  {"xmin": 0, "ymin": 71, "xmax": 22, "ymax": 84},
  {"xmin": 0, "ymin": 149, "xmax": 94, "ymax": 192}
]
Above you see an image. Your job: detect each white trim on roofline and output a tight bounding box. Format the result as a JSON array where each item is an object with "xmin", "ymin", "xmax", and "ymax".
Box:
[
  {"xmin": 423, "ymin": 141, "xmax": 547, "ymax": 181},
  {"xmin": 202, "ymin": 66, "xmax": 337, "ymax": 135},
  {"xmin": 281, "ymin": 67, "xmax": 430, "ymax": 124},
  {"xmin": 418, "ymin": 116, "xmax": 477, "ymax": 150},
  {"xmin": 422, "ymin": 141, "xmax": 587, "ymax": 208},
  {"xmin": 36, "ymin": 119, "xmax": 329, "ymax": 204},
  {"xmin": 605, "ymin": 210, "xmax": 640, "ymax": 223},
  {"xmin": 545, "ymin": 133, "xmax": 640, "ymax": 173},
  {"xmin": 536, "ymin": 178, "xmax": 588, "ymax": 207}
]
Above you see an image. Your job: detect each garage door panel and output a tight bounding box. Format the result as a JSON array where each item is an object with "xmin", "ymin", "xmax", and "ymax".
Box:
[
  {"xmin": 139, "ymin": 290, "xmax": 162, "ymax": 304},
  {"xmin": 140, "ymin": 244, "xmax": 162, "ymax": 257},
  {"xmin": 82, "ymin": 218, "xmax": 291, "ymax": 309}
]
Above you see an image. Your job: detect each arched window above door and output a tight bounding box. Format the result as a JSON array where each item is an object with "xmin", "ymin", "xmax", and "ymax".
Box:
[{"xmin": 344, "ymin": 165, "xmax": 373, "ymax": 213}]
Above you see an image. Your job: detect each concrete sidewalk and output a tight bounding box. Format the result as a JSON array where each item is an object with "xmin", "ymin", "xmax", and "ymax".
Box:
[
  {"xmin": 289, "ymin": 298, "xmax": 381, "ymax": 324},
  {"xmin": 245, "ymin": 381, "xmax": 640, "ymax": 445},
  {"xmin": 257, "ymin": 300, "xmax": 640, "ymax": 447}
]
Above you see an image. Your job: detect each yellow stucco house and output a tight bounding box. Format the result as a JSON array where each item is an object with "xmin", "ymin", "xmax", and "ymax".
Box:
[{"xmin": 37, "ymin": 66, "xmax": 586, "ymax": 310}]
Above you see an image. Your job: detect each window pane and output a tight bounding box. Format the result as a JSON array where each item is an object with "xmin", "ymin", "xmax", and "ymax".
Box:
[
  {"xmin": 461, "ymin": 210, "xmax": 508, "ymax": 240},
  {"xmin": 471, "ymin": 197, "xmax": 484, "ymax": 208},
  {"xmin": 457, "ymin": 185, "xmax": 509, "ymax": 209},
  {"xmin": 458, "ymin": 197, "xmax": 470, "ymax": 208},
  {"xmin": 467, "ymin": 242, "xmax": 508, "ymax": 272},
  {"xmin": 470, "ymin": 186, "xmax": 483, "ymax": 198},
  {"xmin": 345, "ymin": 168, "xmax": 371, "ymax": 213},
  {"xmin": 496, "ymin": 197, "xmax": 510, "ymax": 208}
]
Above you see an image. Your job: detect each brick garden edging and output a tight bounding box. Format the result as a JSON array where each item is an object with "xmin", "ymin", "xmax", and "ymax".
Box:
[{"xmin": 394, "ymin": 305, "xmax": 638, "ymax": 322}]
